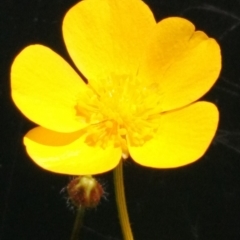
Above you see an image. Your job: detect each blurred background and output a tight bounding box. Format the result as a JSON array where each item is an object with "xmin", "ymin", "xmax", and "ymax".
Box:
[{"xmin": 1, "ymin": 0, "xmax": 240, "ymax": 239}]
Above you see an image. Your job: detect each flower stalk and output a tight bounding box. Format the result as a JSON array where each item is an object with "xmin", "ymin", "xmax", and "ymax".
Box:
[
  {"xmin": 113, "ymin": 160, "xmax": 134, "ymax": 240},
  {"xmin": 70, "ymin": 207, "xmax": 85, "ymax": 240}
]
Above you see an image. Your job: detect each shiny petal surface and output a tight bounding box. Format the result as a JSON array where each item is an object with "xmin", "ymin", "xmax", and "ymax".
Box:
[
  {"xmin": 129, "ymin": 102, "xmax": 219, "ymax": 168},
  {"xmin": 63, "ymin": 0, "xmax": 156, "ymax": 80},
  {"xmin": 24, "ymin": 127, "xmax": 122, "ymax": 175},
  {"xmin": 11, "ymin": 45, "xmax": 88, "ymax": 132},
  {"xmin": 138, "ymin": 17, "xmax": 221, "ymax": 111}
]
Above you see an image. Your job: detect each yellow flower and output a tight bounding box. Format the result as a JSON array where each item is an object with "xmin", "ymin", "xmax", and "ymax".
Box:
[{"xmin": 11, "ymin": 0, "xmax": 221, "ymax": 175}]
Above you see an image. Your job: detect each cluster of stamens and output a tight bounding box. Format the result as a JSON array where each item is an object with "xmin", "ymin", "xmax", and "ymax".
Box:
[{"xmin": 75, "ymin": 74, "xmax": 162, "ymax": 157}]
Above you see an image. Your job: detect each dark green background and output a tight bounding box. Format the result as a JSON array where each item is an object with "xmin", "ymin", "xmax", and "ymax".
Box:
[{"xmin": 1, "ymin": 0, "xmax": 240, "ymax": 239}]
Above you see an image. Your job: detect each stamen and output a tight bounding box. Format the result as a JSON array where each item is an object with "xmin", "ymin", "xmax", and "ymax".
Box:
[{"xmin": 75, "ymin": 74, "xmax": 162, "ymax": 153}]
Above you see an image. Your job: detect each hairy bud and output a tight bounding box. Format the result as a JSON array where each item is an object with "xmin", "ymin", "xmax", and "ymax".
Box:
[{"xmin": 67, "ymin": 175, "xmax": 103, "ymax": 208}]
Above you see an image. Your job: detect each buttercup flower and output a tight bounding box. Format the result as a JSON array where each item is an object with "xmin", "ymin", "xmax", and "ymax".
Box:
[{"xmin": 11, "ymin": 0, "xmax": 221, "ymax": 175}]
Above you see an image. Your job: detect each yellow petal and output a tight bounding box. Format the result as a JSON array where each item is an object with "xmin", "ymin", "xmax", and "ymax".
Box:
[
  {"xmin": 62, "ymin": 0, "xmax": 156, "ymax": 80},
  {"xmin": 24, "ymin": 126, "xmax": 122, "ymax": 175},
  {"xmin": 128, "ymin": 101, "xmax": 219, "ymax": 168},
  {"xmin": 138, "ymin": 17, "xmax": 221, "ymax": 111},
  {"xmin": 11, "ymin": 45, "xmax": 88, "ymax": 132}
]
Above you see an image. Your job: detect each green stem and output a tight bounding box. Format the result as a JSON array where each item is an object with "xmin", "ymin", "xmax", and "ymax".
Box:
[
  {"xmin": 113, "ymin": 160, "xmax": 134, "ymax": 240},
  {"xmin": 70, "ymin": 207, "xmax": 85, "ymax": 240}
]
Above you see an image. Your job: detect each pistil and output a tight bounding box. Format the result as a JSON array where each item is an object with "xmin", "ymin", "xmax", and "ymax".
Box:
[{"xmin": 75, "ymin": 75, "xmax": 162, "ymax": 152}]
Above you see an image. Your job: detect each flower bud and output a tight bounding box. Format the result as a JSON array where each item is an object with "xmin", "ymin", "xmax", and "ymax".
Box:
[{"xmin": 67, "ymin": 175, "xmax": 103, "ymax": 208}]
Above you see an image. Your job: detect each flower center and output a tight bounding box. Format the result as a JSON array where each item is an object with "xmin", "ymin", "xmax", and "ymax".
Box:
[{"xmin": 75, "ymin": 74, "xmax": 162, "ymax": 158}]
